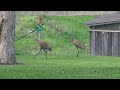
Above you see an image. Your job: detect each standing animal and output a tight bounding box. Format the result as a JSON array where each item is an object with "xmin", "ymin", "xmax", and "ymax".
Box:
[
  {"xmin": 35, "ymin": 38, "xmax": 52, "ymax": 59},
  {"xmin": 72, "ymin": 31, "xmax": 86, "ymax": 57}
]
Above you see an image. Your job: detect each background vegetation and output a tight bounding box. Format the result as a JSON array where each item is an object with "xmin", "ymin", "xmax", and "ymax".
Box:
[{"xmin": 1, "ymin": 15, "xmax": 120, "ymax": 79}]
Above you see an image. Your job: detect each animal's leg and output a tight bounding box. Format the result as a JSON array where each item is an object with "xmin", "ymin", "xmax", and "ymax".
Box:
[
  {"xmin": 79, "ymin": 49, "xmax": 82, "ymax": 53},
  {"xmin": 79, "ymin": 49, "xmax": 83, "ymax": 55},
  {"xmin": 34, "ymin": 47, "xmax": 41, "ymax": 58},
  {"xmin": 77, "ymin": 48, "xmax": 79, "ymax": 57},
  {"xmin": 44, "ymin": 50, "xmax": 47, "ymax": 59},
  {"xmin": 77, "ymin": 49, "xmax": 83, "ymax": 57}
]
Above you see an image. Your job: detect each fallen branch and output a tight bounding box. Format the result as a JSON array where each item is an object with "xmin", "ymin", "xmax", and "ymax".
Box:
[{"xmin": 15, "ymin": 29, "xmax": 36, "ymax": 41}]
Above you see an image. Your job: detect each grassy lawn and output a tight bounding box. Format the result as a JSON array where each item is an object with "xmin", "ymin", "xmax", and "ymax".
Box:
[
  {"xmin": 1, "ymin": 15, "xmax": 120, "ymax": 79},
  {"xmin": 0, "ymin": 54, "xmax": 120, "ymax": 79}
]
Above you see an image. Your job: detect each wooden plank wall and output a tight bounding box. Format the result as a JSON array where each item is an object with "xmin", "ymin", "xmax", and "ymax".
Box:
[
  {"xmin": 89, "ymin": 31, "xmax": 95, "ymax": 56},
  {"xmin": 112, "ymin": 32, "xmax": 119, "ymax": 56},
  {"xmin": 89, "ymin": 30, "xmax": 120, "ymax": 56},
  {"xmin": 103, "ymin": 32, "xmax": 109, "ymax": 56},
  {"xmin": 118, "ymin": 32, "xmax": 120, "ymax": 55},
  {"xmin": 108, "ymin": 32, "xmax": 112, "ymax": 56}
]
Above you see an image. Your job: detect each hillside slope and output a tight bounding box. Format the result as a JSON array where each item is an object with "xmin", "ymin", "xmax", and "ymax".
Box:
[{"xmin": 15, "ymin": 15, "xmax": 95, "ymax": 55}]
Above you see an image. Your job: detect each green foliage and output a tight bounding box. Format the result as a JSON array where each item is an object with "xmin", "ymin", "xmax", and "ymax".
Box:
[
  {"xmin": 1, "ymin": 15, "xmax": 120, "ymax": 79},
  {"xmin": 15, "ymin": 15, "xmax": 95, "ymax": 54},
  {"xmin": 0, "ymin": 15, "xmax": 118, "ymax": 79}
]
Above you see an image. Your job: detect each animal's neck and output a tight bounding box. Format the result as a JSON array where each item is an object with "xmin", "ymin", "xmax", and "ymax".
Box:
[{"xmin": 36, "ymin": 38, "xmax": 41, "ymax": 43}]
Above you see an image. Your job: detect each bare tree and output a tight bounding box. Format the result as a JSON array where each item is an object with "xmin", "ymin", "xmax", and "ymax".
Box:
[{"xmin": 0, "ymin": 11, "xmax": 17, "ymax": 64}]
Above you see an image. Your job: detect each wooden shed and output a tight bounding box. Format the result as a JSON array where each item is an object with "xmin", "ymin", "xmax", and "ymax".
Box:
[{"xmin": 85, "ymin": 13, "xmax": 120, "ymax": 56}]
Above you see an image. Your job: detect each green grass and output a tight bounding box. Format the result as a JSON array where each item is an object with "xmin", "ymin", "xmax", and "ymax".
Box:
[
  {"xmin": 15, "ymin": 15, "xmax": 95, "ymax": 54},
  {"xmin": 0, "ymin": 54, "xmax": 120, "ymax": 79},
  {"xmin": 1, "ymin": 15, "xmax": 120, "ymax": 79}
]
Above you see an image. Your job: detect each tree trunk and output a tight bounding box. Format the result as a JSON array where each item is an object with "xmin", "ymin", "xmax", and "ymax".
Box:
[{"xmin": 0, "ymin": 11, "xmax": 17, "ymax": 64}]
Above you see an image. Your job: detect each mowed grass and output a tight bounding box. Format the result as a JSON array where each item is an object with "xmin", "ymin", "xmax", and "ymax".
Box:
[
  {"xmin": 1, "ymin": 15, "xmax": 120, "ymax": 79},
  {"xmin": 0, "ymin": 53, "xmax": 120, "ymax": 79}
]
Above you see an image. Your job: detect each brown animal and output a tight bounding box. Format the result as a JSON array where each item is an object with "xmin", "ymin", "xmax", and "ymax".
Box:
[
  {"xmin": 72, "ymin": 31, "xmax": 86, "ymax": 57},
  {"xmin": 35, "ymin": 38, "xmax": 52, "ymax": 59}
]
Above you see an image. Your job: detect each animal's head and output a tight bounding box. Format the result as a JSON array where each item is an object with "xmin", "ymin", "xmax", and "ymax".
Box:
[
  {"xmin": 40, "ymin": 22, "xmax": 44, "ymax": 26},
  {"xmin": 39, "ymin": 16, "xmax": 44, "ymax": 26},
  {"xmin": 71, "ymin": 30, "xmax": 76, "ymax": 41},
  {"xmin": 36, "ymin": 16, "xmax": 44, "ymax": 26},
  {"xmin": 71, "ymin": 30, "xmax": 78, "ymax": 41}
]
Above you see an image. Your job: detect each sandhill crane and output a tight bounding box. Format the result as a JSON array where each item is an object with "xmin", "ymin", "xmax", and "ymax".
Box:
[
  {"xmin": 72, "ymin": 31, "xmax": 86, "ymax": 57},
  {"xmin": 35, "ymin": 38, "xmax": 52, "ymax": 59}
]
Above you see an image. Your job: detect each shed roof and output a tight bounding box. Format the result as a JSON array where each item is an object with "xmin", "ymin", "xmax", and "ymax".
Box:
[{"xmin": 85, "ymin": 13, "xmax": 120, "ymax": 26}]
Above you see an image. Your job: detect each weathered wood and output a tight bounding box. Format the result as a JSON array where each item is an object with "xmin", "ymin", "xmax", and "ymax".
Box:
[
  {"xmin": 95, "ymin": 31, "xmax": 97, "ymax": 55},
  {"xmin": 90, "ymin": 30, "xmax": 120, "ymax": 32},
  {"xmin": 89, "ymin": 31, "xmax": 95, "ymax": 56},
  {"xmin": 101, "ymin": 32, "xmax": 105, "ymax": 56},
  {"xmin": 107, "ymin": 32, "xmax": 112, "ymax": 56},
  {"xmin": 90, "ymin": 22, "xmax": 120, "ymax": 30},
  {"xmin": 103, "ymin": 32, "xmax": 109, "ymax": 56},
  {"xmin": 99, "ymin": 32, "xmax": 103, "ymax": 55},
  {"xmin": 118, "ymin": 32, "xmax": 120, "ymax": 56},
  {"xmin": 112, "ymin": 32, "xmax": 119, "ymax": 56},
  {"xmin": 95, "ymin": 31, "xmax": 103, "ymax": 55},
  {"xmin": 0, "ymin": 11, "xmax": 17, "ymax": 64},
  {"xmin": 89, "ymin": 30, "xmax": 120, "ymax": 56},
  {"xmin": 95, "ymin": 32, "xmax": 102, "ymax": 55}
]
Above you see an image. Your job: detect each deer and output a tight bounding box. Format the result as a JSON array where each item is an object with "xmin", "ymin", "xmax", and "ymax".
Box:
[
  {"xmin": 72, "ymin": 30, "xmax": 86, "ymax": 57},
  {"xmin": 34, "ymin": 38, "xmax": 52, "ymax": 59}
]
